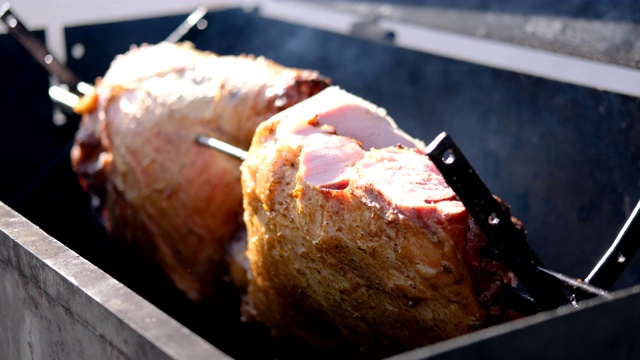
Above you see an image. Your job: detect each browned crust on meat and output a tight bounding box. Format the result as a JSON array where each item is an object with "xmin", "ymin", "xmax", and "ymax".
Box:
[
  {"xmin": 73, "ymin": 90, "xmax": 99, "ymax": 115},
  {"xmin": 70, "ymin": 43, "xmax": 330, "ymax": 302},
  {"xmin": 240, "ymin": 117, "xmax": 512, "ymax": 357}
]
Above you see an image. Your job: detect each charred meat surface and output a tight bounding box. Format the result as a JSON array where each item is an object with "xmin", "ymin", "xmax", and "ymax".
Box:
[
  {"xmin": 240, "ymin": 86, "xmax": 515, "ymax": 357},
  {"xmin": 70, "ymin": 42, "xmax": 330, "ymax": 302}
]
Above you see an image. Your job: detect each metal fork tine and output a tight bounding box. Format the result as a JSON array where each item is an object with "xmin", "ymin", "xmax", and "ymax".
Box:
[
  {"xmin": 425, "ymin": 132, "xmax": 570, "ymax": 311},
  {"xmin": 581, "ymin": 199, "xmax": 640, "ymax": 297},
  {"xmin": 1, "ymin": 3, "xmax": 82, "ymax": 91}
]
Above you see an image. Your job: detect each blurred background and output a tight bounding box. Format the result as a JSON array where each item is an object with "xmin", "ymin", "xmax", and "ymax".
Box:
[{"xmin": 1, "ymin": 0, "xmax": 640, "ymax": 357}]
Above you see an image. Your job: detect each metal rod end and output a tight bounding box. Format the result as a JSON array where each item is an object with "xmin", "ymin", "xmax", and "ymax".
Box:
[
  {"xmin": 424, "ymin": 131, "xmax": 448, "ymax": 155},
  {"xmin": 1, "ymin": 3, "xmax": 10, "ymax": 15},
  {"xmin": 196, "ymin": 134, "xmax": 248, "ymax": 161}
]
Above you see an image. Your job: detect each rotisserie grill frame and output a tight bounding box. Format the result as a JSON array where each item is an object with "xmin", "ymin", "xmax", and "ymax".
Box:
[{"xmin": 2, "ymin": 3, "xmax": 640, "ymax": 359}]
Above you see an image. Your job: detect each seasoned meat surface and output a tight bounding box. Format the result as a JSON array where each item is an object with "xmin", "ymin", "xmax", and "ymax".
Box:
[
  {"xmin": 70, "ymin": 42, "xmax": 329, "ymax": 301},
  {"xmin": 240, "ymin": 87, "xmax": 515, "ymax": 357}
]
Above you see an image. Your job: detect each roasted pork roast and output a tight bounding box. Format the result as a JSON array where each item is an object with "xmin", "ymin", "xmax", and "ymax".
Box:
[
  {"xmin": 240, "ymin": 86, "xmax": 516, "ymax": 356},
  {"xmin": 71, "ymin": 41, "xmax": 518, "ymax": 357},
  {"xmin": 70, "ymin": 42, "xmax": 329, "ymax": 301}
]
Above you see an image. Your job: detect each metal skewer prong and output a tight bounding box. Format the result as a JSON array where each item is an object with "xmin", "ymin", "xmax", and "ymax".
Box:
[
  {"xmin": 195, "ymin": 135, "xmax": 248, "ymax": 161},
  {"xmin": 165, "ymin": 6, "xmax": 208, "ymax": 43},
  {"xmin": 580, "ymin": 199, "xmax": 640, "ymax": 298}
]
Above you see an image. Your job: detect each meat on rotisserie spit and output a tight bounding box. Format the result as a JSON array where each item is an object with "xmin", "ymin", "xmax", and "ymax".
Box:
[
  {"xmin": 240, "ymin": 86, "xmax": 516, "ymax": 357},
  {"xmin": 70, "ymin": 41, "xmax": 330, "ymax": 302},
  {"xmin": 70, "ymin": 41, "xmax": 519, "ymax": 358}
]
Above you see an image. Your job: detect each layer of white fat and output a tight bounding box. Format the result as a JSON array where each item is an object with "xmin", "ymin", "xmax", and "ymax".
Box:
[
  {"xmin": 101, "ymin": 42, "xmax": 206, "ymax": 85},
  {"xmin": 96, "ymin": 42, "xmax": 219, "ymax": 121},
  {"xmin": 97, "ymin": 42, "xmax": 291, "ymax": 121},
  {"xmin": 274, "ymin": 86, "xmax": 425, "ymax": 151}
]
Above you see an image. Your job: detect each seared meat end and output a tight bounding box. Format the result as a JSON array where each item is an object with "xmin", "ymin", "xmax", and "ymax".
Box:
[{"xmin": 240, "ymin": 86, "xmax": 515, "ymax": 357}]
